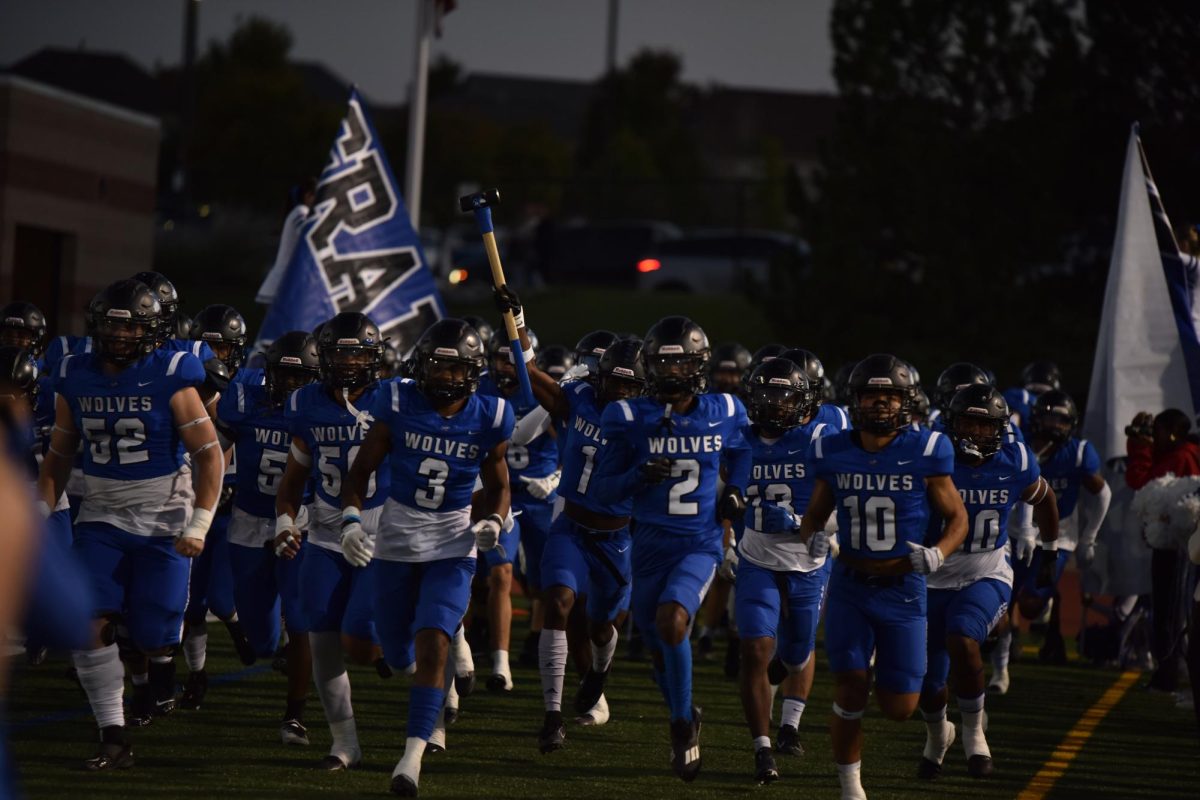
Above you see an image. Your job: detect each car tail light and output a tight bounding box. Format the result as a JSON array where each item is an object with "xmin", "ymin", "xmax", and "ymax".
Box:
[
  {"xmin": 636, "ymin": 258, "xmax": 661, "ymax": 273},
  {"xmin": 448, "ymin": 268, "xmax": 468, "ymax": 284}
]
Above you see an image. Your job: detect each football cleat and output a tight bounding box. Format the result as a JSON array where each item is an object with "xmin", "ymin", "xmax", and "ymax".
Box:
[
  {"xmin": 917, "ymin": 722, "xmax": 955, "ymax": 780},
  {"xmin": 775, "ymin": 724, "xmax": 804, "ymax": 756},
  {"xmin": 575, "ymin": 693, "xmax": 610, "ymax": 726},
  {"xmin": 84, "ymin": 727, "xmax": 133, "ymax": 771},
  {"xmin": 280, "ymin": 719, "xmax": 310, "ymax": 746},
  {"xmin": 178, "ymin": 669, "xmax": 208, "ymax": 710},
  {"xmin": 128, "ymin": 684, "xmax": 156, "ymax": 728},
  {"xmin": 427, "ymin": 722, "xmax": 446, "ymax": 754},
  {"xmin": 669, "ymin": 706, "xmax": 703, "ymax": 783},
  {"xmin": 318, "ymin": 750, "xmax": 360, "ymax": 770},
  {"xmin": 968, "ymin": 754, "xmax": 994, "ymax": 778},
  {"xmin": 454, "ymin": 671, "xmax": 476, "ymax": 696},
  {"xmin": 390, "ymin": 773, "xmax": 419, "ymax": 797},
  {"xmin": 538, "ymin": 712, "xmax": 566, "ymax": 754},
  {"xmin": 486, "ymin": 672, "xmax": 513, "ymax": 693},
  {"xmin": 754, "ymin": 747, "xmax": 780, "ymax": 785},
  {"xmin": 574, "ymin": 668, "xmax": 610, "ymax": 716},
  {"xmin": 987, "ymin": 667, "xmax": 1010, "ymax": 695}
]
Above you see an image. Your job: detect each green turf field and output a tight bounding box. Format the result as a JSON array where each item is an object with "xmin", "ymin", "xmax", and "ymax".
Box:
[{"xmin": 8, "ymin": 621, "xmax": 1199, "ymax": 800}]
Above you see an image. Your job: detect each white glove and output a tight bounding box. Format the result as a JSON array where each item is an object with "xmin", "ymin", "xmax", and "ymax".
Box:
[
  {"xmin": 906, "ymin": 541, "xmax": 945, "ymax": 575},
  {"xmin": 807, "ymin": 530, "xmax": 832, "ymax": 559},
  {"xmin": 718, "ymin": 545, "xmax": 739, "ymax": 581},
  {"xmin": 828, "ymin": 532, "xmax": 840, "ymax": 560},
  {"xmin": 520, "ymin": 470, "xmax": 561, "ymax": 500},
  {"xmin": 341, "ymin": 522, "xmax": 374, "ymax": 568},
  {"xmin": 472, "ymin": 514, "xmax": 505, "ymax": 558},
  {"xmin": 562, "ymin": 363, "xmax": 590, "ymax": 383},
  {"xmin": 1012, "ymin": 529, "xmax": 1038, "ymax": 566}
]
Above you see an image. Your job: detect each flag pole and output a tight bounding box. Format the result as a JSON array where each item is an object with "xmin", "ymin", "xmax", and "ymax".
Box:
[{"xmin": 404, "ymin": 0, "xmax": 434, "ymax": 231}]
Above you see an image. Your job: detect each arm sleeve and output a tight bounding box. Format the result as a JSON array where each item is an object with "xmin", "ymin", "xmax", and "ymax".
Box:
[
  {"xmin": 511, "ymin": 405, "xmax": 553, "ymax": 446},
  {"xmin": 592, "ymin": 402, "xmax": 641, "ymax": 505},
  {"xmin": 1077, "ymin": 478, "xmax": 1111, "ymax": 548}
]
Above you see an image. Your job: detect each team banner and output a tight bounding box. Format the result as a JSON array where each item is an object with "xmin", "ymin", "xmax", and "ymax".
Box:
[{"xmin": 256, "ymin": 88, "xmax": 445, "ymax": 353}]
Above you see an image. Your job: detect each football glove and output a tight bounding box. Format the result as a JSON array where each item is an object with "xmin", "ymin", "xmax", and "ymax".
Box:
[
  {"xmin": 492, "ymin": 285, "xmax": 524, "ymax": 328},
  {"xmin": 520, "ymin": 470, "xmax": 561, "ymax": 500},
  {"xmin": 341, "ymin": 521, "xmax": 374, "ymax": 568},
  {"xmin": 472, "ymin": 513, "xmax": 505, "ymax": 559},
  {"xmin": 807, "ymin": 529, "xmax": 833, "ymax": 559},
  {"xmin": 1036, "ymin": 543, "xmax": 1059, "ymax": 588},
  {"xmin": 718, "ymin": 545, "xmax": 739, "ymax": 581},
  {"xmin": 718, "ymin": 485, "xmax": 747, "ymax": 524},
  {"xmin": 562, "ymin": 363, "xmax": 590, "ymax": 383},
  {"xmin": 639, "ymin": 457, "xmax": 673, "ymax": 486},
  {"xmin": 1012, "ymin": 528, "xmax": 1038, "ymax": 566},
  {"xmin": 1076, "ymin": 541, "xmax": 1096, "ymax": 568},
  {"xmin": 906, "ymin": 541, "xmax": 945, "ymax": 575},
  {"xmin": 760, "ymin": 502, "xmax": 799, "ymax": 533}
]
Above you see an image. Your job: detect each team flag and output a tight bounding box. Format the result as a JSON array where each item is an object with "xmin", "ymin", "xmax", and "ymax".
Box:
[{"xmin": 255, "ymin": 88, "xmax": 445, "ymax": 353}]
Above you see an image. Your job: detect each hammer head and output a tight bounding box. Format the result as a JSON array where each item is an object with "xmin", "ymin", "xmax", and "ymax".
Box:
[{"xmin": 459, "ymin": 188, "xmax": 501, "ymax": 213}]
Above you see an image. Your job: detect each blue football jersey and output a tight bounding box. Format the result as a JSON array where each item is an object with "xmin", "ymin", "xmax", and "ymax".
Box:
[
  {"xmin": 595, "ymin": 393, "xmax": 751, "ymax": 537},
  {"xmin": 815, "ymin": 402, "xmax": 851, "ymax": 431},
  {"xmin": 286, "ymin": 381, "xmax": 389, "ymax": 510},
  {"xmin": 1037, "ymin": 437, "xmax": 1100, "ymax": 518},
  {"xmin": 744, "ymin": 416, "xmax": 842, "ymax": 532},
  {"xmin": 478, "ymin": 375, "xmax": 559, "ymax": 483},
  {"xmin": 57, "ymin": 349, "xmax": 205, "ymax": 481},
  {"xmin": 557, "ymin": 381, "xmax": 632, "ymax": 517},
  {"xmin": 370, "ymin": 379, "xmax": 514, "ymax": 513},
  {"xmin": 932, "ymin": 440, "xmax": 1040, "ymax": 553},
  {"xmin": 165, "ymin": 338, "xmax": 217, "ymax": 362},
  {"xmin": 218, "ymin": 378, "xmax": 297, "ymax": 518},
  {"xmin": 811, "ymin": 427, "xmax": 954, "ymax": 559},
  {"xmin": 1003, "ymin": 387, "xmax": 1035, "ymax": 431}
]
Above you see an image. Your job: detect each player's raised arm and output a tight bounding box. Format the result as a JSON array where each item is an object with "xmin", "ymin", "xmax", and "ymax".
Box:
[
  {"xmin": 37, "ymin": 394, "xmax": 79, "ymax": 513},
  {"xmin": 172, "ymin": 385, "xmax": 223, "ymax": 557},
  {"xmin": 925, "ymin": 474, "xmax": 968, "ymax": 559},
  {"xmin": 493, "ymin": 284, "xmax": 572, "ymax": 422}
]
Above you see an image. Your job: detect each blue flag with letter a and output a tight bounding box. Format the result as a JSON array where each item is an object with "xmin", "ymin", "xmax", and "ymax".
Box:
[{"xmin": 257, "ymin": 88, "xmax": 444, "ymax": 353}]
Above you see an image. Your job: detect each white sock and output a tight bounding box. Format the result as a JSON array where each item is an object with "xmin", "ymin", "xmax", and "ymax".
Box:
[
  {"xmin": 130, "ymin": 671, "xmax": 148, "ymax": 687},
  {"xmin": 958, "ymin": 695, "xmax": 990, "ymax": 757},
  {"xmin": 184, "ymin": 632, "xmax": 207, "ymax": 673},
  {"xmin": 921, "ymin": 706, "xmax": 951, "ymax": 763},
  {"xmin": 781, "ymin": 697, "xmax": 806, "ymax": 729},
  {"xmin": 539, "ymin": 629, "xmax": 568, "ymax": 712},
  {"xmin": 445, "ymin": 678, "xmax": 459, "ymax": 709},
  {"xmin": 310, "ymin": 632, "xmax": 353, "ymax": 724},
  {"xmin": 492, "ymin": 649, "xmax": 510, "ymax": 677},
  {"xmin": 753, "ymin": 734, "xmax": 771, "ymax": 751},
  {"xmin": 992, "ymin": 631, "xmax": 1012, "ymax": 672},
  {"xmin": 394, "ymin": 736, "xmax": 427, "ymax": 784},
  {"xmin": 328, "ymin": 717, "xmax": 360, "ymax": 763},
  {"xmin": 453, "ymin": 624, "xmax": 474, "ymax": 676},
  {"xmin": 837, "ymin": 760, "xmax": 866, "ymax": 799},
  {"xmin": 592, "ymin": 629, "xmax": 618, "ymax": 673},
  {"xmin": 74, "ymin": 645, "xmax": 125, "ymax": 729}
]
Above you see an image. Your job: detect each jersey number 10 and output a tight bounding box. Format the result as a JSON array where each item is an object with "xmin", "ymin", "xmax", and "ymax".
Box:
[{"xmin": 842, "ymin": 496, "xmax": 897, "ymax": 552}]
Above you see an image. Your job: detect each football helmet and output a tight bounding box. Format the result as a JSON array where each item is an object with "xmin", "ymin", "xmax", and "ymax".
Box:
[
  {"xmin": 0, "ymin": 302, "xmax": 48, "ymax": 356},
  {"xmin": 709, "ymin": 342, "xmax": 752, "ymax": 395},
  {"xmin": 536, "ymin": 344, "xmax": 576, "ymax": 380},
  {"xmin": 746, "ymin": 357, "xmax": 815, "ymax": 433},
  {"xmin": 0, "ymin": 346, "xmax": 40, "ymax": 402},
  {"xmin": 462, "ymin": 315, "xmax": 495, "ymax": 351},
  {"xmin": 597, "ymin": 337, "xmax": 645, "ymax": 405},
  {"xmin": 89, "ymin": 279, "xmax": 162, "ymax": 365},
  {"xmin": 265, "ymin": 331, "xmax": 320, "ymax": 407},
  {"xmin": 488, "ymin": 327, "xmax": 538, "ymax": 392},
  {"xmin": 130, "ymin": 271, "xmax": 179, "ymax": 343},
  {"xmin": 413, "ymin": 318, "xmax": 486, "ymax": 403},
  {"xmin": 574, "ymin": 330, "xmax": 619, "ymax": 384},
  {"xmin": 946, "ymin": 384, "xmax": 1009, "ymax": 459},
  {"xmin": 317, "ymin": 312, "xmax": 384, "ymax": 389},
  {"xmin": 1021, "ymin": 360, "xmax": 1062, "ymax": 395},
  {"xmin": 779, "ymin": 348, "xmax": 826, "ymax": 391},
  {"xmin": 643, "ymin": 316, "xmax": 710, "ymax": 399},
  {"xmin": 934, "ymin": 362, "xmax": 991, "ymax": 413},
  {"xmin": 847, "ymin": 353, "xmax": 916, "ymax": 434},
  {"xmin": 1029, "ymin": 389, "xmax": 1078, "ymax": 445},
  {"xmin": 191, "ymin": 304, "xmax": 248, "ymax": 372}
]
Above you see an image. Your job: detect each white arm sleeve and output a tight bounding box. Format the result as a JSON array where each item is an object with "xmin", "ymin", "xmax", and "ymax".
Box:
[
  {"xmin": 1077, "ymin": 480, "xmax": 1112, "ymax": 548},
  {"xmin": 511, "ymin": 405, "xmax": 553, "ymax": 446}
]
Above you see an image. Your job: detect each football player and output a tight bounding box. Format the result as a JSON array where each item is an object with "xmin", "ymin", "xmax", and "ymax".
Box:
[
  {"xmin": 726, "ymin": 357, "xmax": 838, "ymax": 784},
  {"xmin": 38, "ymin": 279, "xmax": 223, "ymax": 769},
  {"xmin": 342, "ymin": 318, "xmax": 513, "ymax": 796},
  {"xmin": 218, "ymin": 331, "xmax": 320, "ymax": 744},
  {"xmin": 593, "ymin": 316, "xmax": 751, "ymax": 782},
  {"xmin": 917, "ymin": 385, "xmax": 1057, "ymax": 779},
  {"xmin": 796, "ymin": 354, "xmax": 968, "ymax": 800},
  {"xmin": 273, "ymin": 312, "xmax": 390, "ymax": 770},
  {"xmin": 0, "ymin": 303, "xmax": 48, "ymax": 367},
  {"xmin": 708, "ymin": 342, "xmax": 752, "ymax": 396},
  {"xmin": 929, "ymin": 363, "xmax": 991, "ymax": 427},
  {"xmin": 1003, "ymin": 360, "xmax": 1061, "ymax": 432}
]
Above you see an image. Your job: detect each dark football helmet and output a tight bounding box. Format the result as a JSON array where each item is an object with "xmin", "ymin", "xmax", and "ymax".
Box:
[
  {"xmin": 934, "ymin": 362, "xmax": 991, "ymax": 413},
  {"xmin": 1029, "ymin": 389, "xmax": 1078, "ymax": 445},
  {"xmin": 1021, "ymin": 360, "xmax": 1062, "ymax": 395},
  {"xmin": 0, "ymin": 302, "xmax": 48, "ymax": 356},
  {"xmin": 746, "ymin": 358, "xmax": 815, "ymax": 433},
  {"xmin": 174, "ymin": 310, "xmax": 193, "ymax": 341},
  {"xmin": 379, "ymin": 342, "xmax": 400, "ymax": 379},
  {"xmin": 643, "ymin": 316, "xmax": 710, "ymax": 399},
  {"xmin": 912, "ymin": 386, "xmax": 931, "ymax": 423},
  {"xmin": 574, "ymin": 330, "xmax": 619, "ymax": 385},
  {"xmin": 708, "ymin": 342, "xmax": 752, "ymax": 395},
  {"xmin": 462, "ymin": 315, "xmax": 495, "ymax": 351},
  {"xmin": 0, "ymin": 346, "xmax": 40, "ymax": 402},
  {"xmin": 597, "ymin": 337, "xmax": 645, "ymax": 405},
  {"xmin": 317, "ymin": 312, "xmax": 384, "ymax": 389},
  {"xmin": 265, "ymin": 331, "xmax": 320, "ymax": 407},
  {"xmin": 488, "ymin": 326, "xmax": 538, "ymax": 392},
  {"xmin": 832, "ymin": 361, "xmax": 857, "ymax": 406},
  {"xmin": 536, "ymin": 344, "xmax": 576, "ymax": 380},
  {"xmin": 89, "ymin": 279, "xmax": 162, "ymax": 365},
  {"xmin": 779, "ymin": 348, "xmax": 826, "ymax": 391},
  {"xmin": 847, "ymin": 354, "xmax": 916, "ymax": 434},
  {"xmin": 413, "ymin": 318, "xmax": 486, "ymax": 403},
  {"xmin": 191, "ymin": 304, "xmax": 248, "ymax": 372},
  {"xmin": 130, "ymin": 271, "xmax": 179, "ymax": 343},
  {"xmin": 946, "ymin": 384, "xmax": 1009, "ymax": 459}
]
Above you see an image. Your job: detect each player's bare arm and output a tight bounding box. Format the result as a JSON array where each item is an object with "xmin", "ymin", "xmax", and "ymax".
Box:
[{"xmin": 925, "ymin": 474, "xmax": 968, "ymax": 558}]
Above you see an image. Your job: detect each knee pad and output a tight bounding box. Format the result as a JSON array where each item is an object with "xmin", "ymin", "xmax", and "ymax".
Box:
[{"xmin": 832, "ymin": 702, "xmax": 864, "ymax": 721}]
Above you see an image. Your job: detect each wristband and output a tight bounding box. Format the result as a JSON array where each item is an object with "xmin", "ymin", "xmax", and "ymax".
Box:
[
  {"xmin": 1041, "ymin": 539, "xmax": 1058, "ymax": 552},
  {"xmin": 522, "ymin": 346, "xmax": 535, "ymax": 364},
  {"xmin": 181, "ymin": 507, "xmax": 215, "ymax": 542},
  {"xmin": 342, "ymin": 505, "xmax": 362, "ymax": 526},
  {"xmin": 511, "ymin": 309, "xmax": 525, "ymax": 329},
  {"xmin": 275, "ymin": 514, "xmax": 296, "ymax": 536}
]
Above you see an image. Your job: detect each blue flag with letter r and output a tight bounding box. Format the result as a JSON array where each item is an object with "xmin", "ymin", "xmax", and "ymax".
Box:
[{"xmin": 256, "ymin": 88, "xmax": 444, "ymax": 353}]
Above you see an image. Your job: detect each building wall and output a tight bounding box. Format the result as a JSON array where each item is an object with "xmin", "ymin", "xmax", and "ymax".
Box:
[{"xmin": 0, "ymin": 75, "xmax": 159, "ymax": 335}]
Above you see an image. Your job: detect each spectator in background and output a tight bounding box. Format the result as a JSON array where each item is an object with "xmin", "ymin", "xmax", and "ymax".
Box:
[{"xmin": 1126, "ymin": 409, "xmax": 1200, "ymax": 692}]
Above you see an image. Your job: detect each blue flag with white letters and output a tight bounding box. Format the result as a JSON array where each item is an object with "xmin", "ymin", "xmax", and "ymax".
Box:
[{"xmin": 256, "ymin": 88, "xmax": 444, "ymax": 353}]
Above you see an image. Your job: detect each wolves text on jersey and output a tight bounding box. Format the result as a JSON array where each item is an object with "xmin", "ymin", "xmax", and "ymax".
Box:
[
  {"xmin": 834, "ymin": 472, "xmax": 916, "ymax": 492},
  {"xmin": 648, "ymin": 434, "xmax": 723, "ymax": 455},
  {"xmin": 402, "ymin": 431, "xmax": 481, "ymax": 461}
]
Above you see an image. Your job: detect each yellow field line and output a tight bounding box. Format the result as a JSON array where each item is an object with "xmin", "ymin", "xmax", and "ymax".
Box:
[{"xmin": 1016, "ymin": 670, "xmax": 1141, "ymax": 800}]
